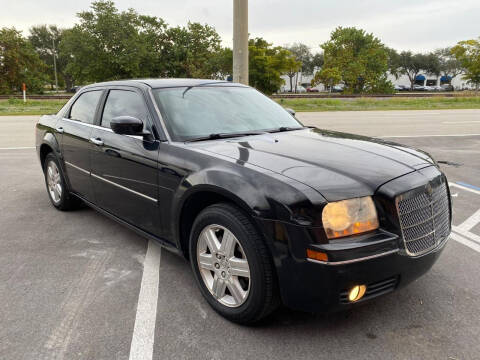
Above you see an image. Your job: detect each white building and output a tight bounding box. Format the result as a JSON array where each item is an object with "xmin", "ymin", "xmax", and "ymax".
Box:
[
  {"xmin": 280, "ymin": 71, "xmax": 471, "ymax": 92},
  {"xmin": 280, "ymin": 73, "xmax": 321, "ymax": 92},
  {"xmin": 386, "ymin": 73, "xmax": 468, "ymax": 89}
]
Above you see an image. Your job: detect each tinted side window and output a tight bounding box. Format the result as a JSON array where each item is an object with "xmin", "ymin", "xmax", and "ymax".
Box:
[
  {"xmin": 69, "ymin": 90, "xmax": 102, "ymax": 124},
  {"xmin": 101, "ymin": 90, "xmax": 148, "ymax": 129}
]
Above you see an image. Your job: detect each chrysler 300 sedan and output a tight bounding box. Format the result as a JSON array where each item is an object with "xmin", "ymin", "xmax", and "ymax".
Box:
[{"xmin": 36, "ymin": 79, "xmax": 451, "ymax": 323}]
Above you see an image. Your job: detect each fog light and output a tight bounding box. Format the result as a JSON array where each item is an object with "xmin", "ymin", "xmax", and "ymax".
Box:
[{"xmin": 348, "ymin": 285, "xmax": 367, "ymax": 302}]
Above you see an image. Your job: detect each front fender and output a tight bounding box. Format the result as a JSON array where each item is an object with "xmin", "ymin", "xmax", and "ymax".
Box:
[
  {"xmin": 171, "ymin": 163, "xmax": 326, "ymax": 247},
  {"xmin": 174, "ymin": 167, "xmax": 321, "ymax": 223},
  {"xmin": 41, "ymin": 131, "xmax": 61, "ymax": 156}
]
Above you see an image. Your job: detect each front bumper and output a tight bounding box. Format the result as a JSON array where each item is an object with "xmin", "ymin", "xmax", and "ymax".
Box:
[
  {"xmin": 254, "ymin": 166, "xmax": 451, "ymax": 313},
  {"xmin": 256, "ymin": 216, "xmax": 448, "ymax": 312},
  {"xmin": 287, "ymin": 238, "xmax": 446, "ymax": 313}
]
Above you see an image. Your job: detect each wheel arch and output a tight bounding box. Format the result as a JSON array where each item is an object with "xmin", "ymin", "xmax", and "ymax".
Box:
[
  {"xmin": 176, "ymin": 185, "xmax": 258, "ymax": 260},
  {"xmin": 39, "ymin": 143, "xmax": 55, "ymax": 169},
  {"xmin": 39, "ymin": 132, "xmax": 61, "ymax": 169}
]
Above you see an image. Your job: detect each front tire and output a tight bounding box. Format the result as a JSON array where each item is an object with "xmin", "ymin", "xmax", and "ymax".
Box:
[
  {"xmin": 43, "ymin": 153, "xmax": 81, "ymax": 210},
  {"xmin": 189, "ymin": 203, "xmax": 279, "ymax": 324}
]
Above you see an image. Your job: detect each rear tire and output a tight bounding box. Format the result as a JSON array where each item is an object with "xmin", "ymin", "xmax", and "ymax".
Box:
[
  {"xmin": 189, "ymin": 203, "xmax": 279, "ymax": 324},
  {"xmin": 43, "ymin": 153, "xmax": 81, "ymax": 210}
]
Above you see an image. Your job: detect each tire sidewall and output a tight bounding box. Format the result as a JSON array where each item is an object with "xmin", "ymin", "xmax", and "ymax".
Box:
[{"xmin": 189, "ymin": 206, "xmax": 267, "ymax": 320}]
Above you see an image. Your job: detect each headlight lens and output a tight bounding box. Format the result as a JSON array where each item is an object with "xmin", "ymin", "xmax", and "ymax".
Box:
[{"xmin": 322, "ymin": 196, "xmax": 379, "ymax": 239}]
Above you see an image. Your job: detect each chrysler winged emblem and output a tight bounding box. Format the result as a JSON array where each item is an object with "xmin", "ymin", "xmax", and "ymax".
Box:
[{"xmin": 426, "ymin": 183, "xmax": 433, "ymax": 200}]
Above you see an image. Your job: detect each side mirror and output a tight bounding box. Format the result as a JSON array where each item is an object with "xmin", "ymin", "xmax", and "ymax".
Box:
[
  {"xmin": 285, "ymin": 108, "xmax": 296, "ymax": 117},
  {"xmin": 110, "ymin": 116, "xmax": 149, "ymax": 136}
]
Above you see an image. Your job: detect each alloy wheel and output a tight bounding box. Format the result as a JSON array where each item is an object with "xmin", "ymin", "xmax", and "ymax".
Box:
[
  {"xmin": 196, "ymin": 224, "xmax": 251, "ymax": 307},
  {"xmin": 46, "ymin": 161, "xmax": 62, "ymax": 204}
]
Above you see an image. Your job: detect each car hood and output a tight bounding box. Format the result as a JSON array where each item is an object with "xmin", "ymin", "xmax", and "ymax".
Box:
[{"xmin": 193, "ymin": 128, "xmax": 435, "ymax": 201}]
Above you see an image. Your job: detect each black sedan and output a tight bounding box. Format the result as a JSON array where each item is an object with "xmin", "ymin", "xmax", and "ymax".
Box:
[{"xmin": 36, "ymin": 79, "xmax": 451, "ymax": 324}]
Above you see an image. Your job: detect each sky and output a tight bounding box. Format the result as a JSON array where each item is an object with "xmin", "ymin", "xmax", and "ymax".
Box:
[{"xmin": 1, "ymin": 0, "xmax": 479, "ymax": 53}]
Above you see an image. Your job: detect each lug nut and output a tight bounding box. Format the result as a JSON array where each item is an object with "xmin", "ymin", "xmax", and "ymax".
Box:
[
  {"xmin": 214, "ymin": 263, "xmax": 220, "ymax": 269},
  {"xmin": 221, "ymin": 271, "xmax": 226, "ymax": 277}
]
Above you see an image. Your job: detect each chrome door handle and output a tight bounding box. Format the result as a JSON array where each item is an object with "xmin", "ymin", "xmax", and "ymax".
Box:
[
  {"xmin": 90, "ymin": 137, "xmax": 104, "ymax": 146},
  {"xmin": 56, "ymin": 127, "xmax": 64, "ymax": 134}
]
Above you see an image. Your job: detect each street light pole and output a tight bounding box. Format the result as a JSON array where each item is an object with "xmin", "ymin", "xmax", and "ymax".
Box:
[
  {"xmin": 52, "ymin": 37, "xmax": 59, "ymax": 93},
  {"xmin": 233, "ymin": 0, "xmax": 248, "ymax": 85}
]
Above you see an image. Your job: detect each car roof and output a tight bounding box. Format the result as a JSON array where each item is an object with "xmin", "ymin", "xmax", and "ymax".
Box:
[{"xmin": 82, "ymin": 78, "xmax": 248, "ymax": 90}]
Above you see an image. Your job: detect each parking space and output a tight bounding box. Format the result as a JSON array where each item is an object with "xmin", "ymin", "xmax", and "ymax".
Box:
[{"xmin": 1, "ymin": 111, "xmax": 480, "ymax": 359}]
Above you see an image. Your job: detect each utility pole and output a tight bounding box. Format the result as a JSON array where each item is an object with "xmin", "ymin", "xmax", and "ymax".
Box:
[
  {"xmin": 52, "ymin": 37, "xmax": 59, "ymax": 93},
  {"xmin": 233, "ymin": 0, "xmax": 248, "ymax": 85}
]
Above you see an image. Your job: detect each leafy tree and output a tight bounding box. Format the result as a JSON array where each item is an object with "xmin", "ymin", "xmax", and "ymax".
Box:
[
  {"xmin": 59, "ymin": 1, "xmax": 169, "ymax": 83},
  {"xmin": 397, "ymin": 51, "xmax": 434, "ymax": 90},
  {"xmin": 368, "ymin": 75, "xmax": 395, "ymax": 94},
  {"xmin": 287, "ymin": 43, "xmax": 312, "ymax": 72},
  {"xmin": 386, "ymin": 47, "xmax": 401, "ymax": 79},
  {"xmin": 163, "ymin": 22, "xmax": 223, "ymax": 78},
  {"xmin": 452, "ymin": 39, "xmax": 480, "ymax": 90},
  {"xmin": 28, "ymin": 25, "xmax": 69, "ymax": 90},
  {"xmin": 424, "ymin": 52, "xmax": 441, "ymax": 79},
  {"xmin": 211, "ymin": 47, "xmax": 233, "ymax": 79},
  {"xmin": 286, "ymin": 43, "xmax": 312, "ymax": 92},
  {"xmin": 248, "ymin": 38, "xmax": 293, "ymax": 94},
  {"xmin": 58, "ymin": 1, "xmax": 225, "ymax": 83},
  {"xmin": 310, "ymin": 52, "xmax": 324, "ymax": 72},
  {"xmin": 320, "ymin": 27, "xmax": 391, "ymax": 94},
  {"xmin": 0, "ymin": 27, "xmax": 47, "ymax": 94},
  {"xmin": 285, "ymin": 55, "xmax": 302, "ymax": 92},
  {"xmin": 311, "ymin": 67, "xmax": 341, "ymax": 92},
  {"xmin": 435, "ymin": 48, "xmax": 463, "ymax": 83}
]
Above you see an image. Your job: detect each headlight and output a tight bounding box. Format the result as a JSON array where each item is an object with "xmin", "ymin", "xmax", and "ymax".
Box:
[{"xmin": 322, "ymin": 196, "xmax": 379, "ymax": 239}]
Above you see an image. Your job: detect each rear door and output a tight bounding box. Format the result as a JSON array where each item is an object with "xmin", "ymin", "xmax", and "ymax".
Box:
[
  {"xmin": 90, "ymin": 87, "xmax": 161, "ymax": 235},
  {"xmin": 59, "ymin": 89, "xmax": 104, "ymax": 201}
]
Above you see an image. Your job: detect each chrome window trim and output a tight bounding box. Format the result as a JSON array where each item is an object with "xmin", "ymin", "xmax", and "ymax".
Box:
[
  {"xmin": 64, "ymin": 115, "xmax": 154, "ymax": 143},
  {"xmin": 63, "ymin": 118, "xmax": 113, "ymax": 132},
  {"xmin": 64, "ymin": 161, "xmax": 157, "ymax": 203},
  {"xmin": 307, "ymin": 249, "xmax": 399, "ymax": 266}
]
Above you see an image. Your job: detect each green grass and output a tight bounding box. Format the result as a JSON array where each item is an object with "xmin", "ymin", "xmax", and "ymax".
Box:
[
  {"xmin": 0, "ymin": 98, "xmax": 68, "ymax": 116},
  {"xmin": 275, "ymin": 96, "xmax": 480, "ymax": 112},
  {"xmin": 2, "ymin": 96, "xmax": 480, "ymax": 116}
]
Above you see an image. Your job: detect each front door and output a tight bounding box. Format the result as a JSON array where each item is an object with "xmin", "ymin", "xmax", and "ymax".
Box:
[
  {"xmin": 59, "ymin": 89, "xmax": 104, "ymax": 202},
  {"xmin": 90, "ymin": 88, "xmax": 160, "ymax": 236}
]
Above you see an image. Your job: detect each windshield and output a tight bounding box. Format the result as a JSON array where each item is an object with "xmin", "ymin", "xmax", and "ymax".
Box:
[{"xmin": 152, "ymin": 86, "xmax": 302, "ymax": 141}]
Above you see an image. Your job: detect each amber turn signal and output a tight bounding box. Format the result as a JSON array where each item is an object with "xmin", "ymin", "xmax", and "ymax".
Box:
[{"xmin": 306, "ymin": 249, "xmax": 328, "ymax": 262}]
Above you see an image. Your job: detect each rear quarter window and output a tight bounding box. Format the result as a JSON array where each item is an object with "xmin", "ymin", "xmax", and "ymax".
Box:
[{"xmin": 69, "ymin": 90, "xmax": 103, "ymax": 124}]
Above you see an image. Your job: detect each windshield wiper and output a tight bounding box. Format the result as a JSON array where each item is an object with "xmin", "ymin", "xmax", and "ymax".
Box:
[
  {"xmin": 268, "ymin": 126, "xmax": 305, "ymax": 133},
  {"xmin": 184, "ymin": 131, "xmax": 267, "ymax": 143}
]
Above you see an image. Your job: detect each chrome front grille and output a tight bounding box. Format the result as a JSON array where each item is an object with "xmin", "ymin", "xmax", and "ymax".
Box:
[{"xmin": 396, "ymin": 178, "xmax": 450, "ymax": 256}]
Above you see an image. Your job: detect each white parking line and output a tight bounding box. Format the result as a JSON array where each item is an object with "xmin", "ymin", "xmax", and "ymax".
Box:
[
  {"xmin": 449, "ymin": 182, "xmax": 480, "ymax": 196},
  {"xmin": 129, "ymin": 240, "xmax": 161, "ymax": 360},
  {"xmin": 453, "ymin": 226, "xmax": 480, "ymax": 245},
  {"xmin": 0, "ymin": 146, "xmax": 35, "ymax": 150},
  {"xmin": 450, "ymin": 231, "xmax": 480, "ymax": 253},
  {"xmin": 442, "ymin": 120, "xmax": 480, "ymax": 124},
  {"xmin": 381, "ymin": 134, "xmax": 480, "ymax": 138},
  {"xmin": 457, "ymin": 209, "xmax": 480, "ymax": 232}
]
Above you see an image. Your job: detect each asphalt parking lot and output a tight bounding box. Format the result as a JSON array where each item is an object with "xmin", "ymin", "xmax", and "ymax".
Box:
[{"xmin": 1, "ymin": 110, "xmax": 480, "ymax": 360}]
